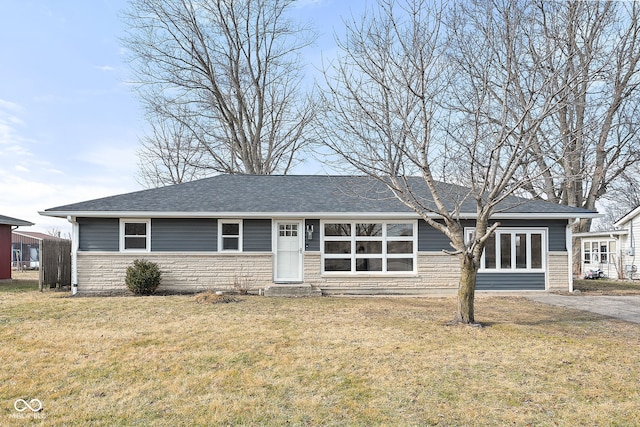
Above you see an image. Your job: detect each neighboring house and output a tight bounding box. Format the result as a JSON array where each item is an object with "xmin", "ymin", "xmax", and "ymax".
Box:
[
  {"xmin": 0, "ymin": 215, "xmax": 34, "ymax": 280},
  {"xmin": 40, "ymin": 175, "xmax": 598, "ymax": 295},
  {"xmin": 576, "ymin": 205, "xmax": 640, "ymax": 280},
  {"xmin": 12, "ymin": 231, "xmax": 69, "ymax": 270},
  {"xmin": 575, "ymin": 230, "xmax": 626, "ymax": 279}
]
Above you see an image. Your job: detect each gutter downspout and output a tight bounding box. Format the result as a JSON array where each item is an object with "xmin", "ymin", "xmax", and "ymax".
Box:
[
  {"xmin": 567, "ymin": 218, "xmax": 581, "ymax": 293},
  {"xmin": 67, "ymin": 216, "xmax": 79, "ymax": 295}
]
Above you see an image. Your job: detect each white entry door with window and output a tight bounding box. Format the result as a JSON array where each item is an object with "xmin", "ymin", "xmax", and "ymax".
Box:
[{"xmin": 275, "ymin": 221, "xmax": 303, "ymax": 282}]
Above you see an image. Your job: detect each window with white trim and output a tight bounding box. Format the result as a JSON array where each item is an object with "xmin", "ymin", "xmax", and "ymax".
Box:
[
  {"xmin": 279, "ymin": 223, "xmax": 298, "ymax": 237},
  {"xmin": 583, "ymin": 240, "xmax": 616, "ymax": 264},
  {"xmin": 466, "ymin": 228, "xmax": 546, "ymax": 272},
  {"xmin": 219, "ymin": 220, "xmax": 242, "ymax": 251},
  {"xmin": 120, "ymin": 219, "xmax": 151, "ymax": 252},
  {"xmin": 322, "ymin": 221, "xmax": 416, "ymax": 273}
]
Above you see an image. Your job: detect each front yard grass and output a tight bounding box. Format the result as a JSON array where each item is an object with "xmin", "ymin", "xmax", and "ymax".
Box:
[
  {"xmin": 573, "ymin": 278, "xmax": 640, "ymax": 295},
  {"xmin": 1, "ymin": 291, "xmax": 639, "ymax": 426},
  {"xmin": 0, "ymin": 274, "xmax": 38, "ymax": 293}
]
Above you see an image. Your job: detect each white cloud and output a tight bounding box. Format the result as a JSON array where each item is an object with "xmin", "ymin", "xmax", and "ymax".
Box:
[
  {"xmin": 32, "ymin": 94, "xmax": 58, "ymax": 104},
  {"xmin": 0, "ymin": 98, "xmax": 23, "ymax": 112},
  {"xmin": 0, "ymin": 99, "xmax": 25, "ymax": 146},
  {"xmin": 0, "ymin": 169, "xmax": 140, "ymax": 234},
  {"xmin": 294, "ymin": 0, "xmax": 326, "ymax": 7},
  {"xmin": 0, "ymin": 99, "xmax": 141, "ymax": 234},
  {"xmin": 0, "ymin": 100, "xmax": 34, "ymax": 168},
  {"xmin": 95, "ymin": 65, "xmax": 116, "ymax": 72},
  {"xmin": 75, "ymin": 143, "xmax": 139, "ymax": 174}
]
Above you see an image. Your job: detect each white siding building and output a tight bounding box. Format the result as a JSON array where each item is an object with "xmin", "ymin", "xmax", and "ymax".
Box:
[{"xmin": 577, "ymin": 206, "xmax": 640, "ymax": 280}]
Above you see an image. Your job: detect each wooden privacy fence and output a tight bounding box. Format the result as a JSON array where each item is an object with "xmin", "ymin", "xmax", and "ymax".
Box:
[{"xmin": 39, "ymin": 239, "xmax": 71, "ymax": 290}]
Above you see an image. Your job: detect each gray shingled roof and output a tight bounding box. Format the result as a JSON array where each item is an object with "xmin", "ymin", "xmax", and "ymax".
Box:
[
  {"xmin": 41, "ymin": 175, "xmax": 597, "ymax": 218},
  {"xmin": 0, "ymin": 214, "xmax": 34, "ymax": 226}
]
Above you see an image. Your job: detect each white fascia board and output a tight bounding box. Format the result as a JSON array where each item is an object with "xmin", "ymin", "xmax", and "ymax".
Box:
[
  {"xmin": 39, "ymin": 211, "xmax": 420, "ymax": 219},
  {"xmin": 573, "ymin": 230, "xmax": 628, "ymax": 238},
  {"xmin": 39, "ymin": 210, "xmax": 601, "ymax": 220},
  {"xmin": 488, "ymin": 212, "xmax": 602, "ymax": 220},
  {"xmin": 614, "ymin": 206, "xmax": 640, "ymax": 228}
]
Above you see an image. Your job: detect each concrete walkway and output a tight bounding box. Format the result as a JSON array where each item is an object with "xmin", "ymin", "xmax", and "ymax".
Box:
[{"xmin": 527, "ymin": 295, "xmax": 640, "ymax": 324}]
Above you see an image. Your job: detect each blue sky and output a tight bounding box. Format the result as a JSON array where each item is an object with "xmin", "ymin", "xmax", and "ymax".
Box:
[{"xmin": 0, "ymin": 0, "xmax": 363, "ymax": 233}]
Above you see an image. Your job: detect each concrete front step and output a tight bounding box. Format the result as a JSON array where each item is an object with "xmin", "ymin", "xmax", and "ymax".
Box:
[{"xmin": 263, "ymin": 284, "xmax": 322, "ymax": 297}]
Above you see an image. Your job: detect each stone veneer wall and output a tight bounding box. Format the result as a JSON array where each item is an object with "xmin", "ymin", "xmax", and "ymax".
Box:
[
  {"xmin": 77, "ymin": 250, "xmax": 570, "ymax": 295},
  {"xmin": 77, "ymin": 252, "xmax": 273, "ymax": 294},
  {"xmin": 303, "ymin": 252, "xmax": 461, "ymax": 295},
  {"xmin": 547, "ymin": 251, "xmax": 569, "ymax": 292},
  {"xmin": 306, "ymin": 251, "xmax": 570, "ymax": 294}
]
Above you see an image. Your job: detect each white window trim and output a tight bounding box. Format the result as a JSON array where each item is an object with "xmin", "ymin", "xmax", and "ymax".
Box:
[
  {"xmin": 218, "ymin": 219, "xmax": 243, "ymax": 252},
  {"xmin": 119, "ymin": 219, "xmax": 151, "ymax": 252},
  {"xmin": 321, "ymin": 220, "xmax": 417, "ymax": 274},
  {"xmin": 465, "ymin": 227, "xmax": 547, "ymax": 273},
  {"xmin": 582, "ymin": 239, "xmax": 617, "ymax": 264}
]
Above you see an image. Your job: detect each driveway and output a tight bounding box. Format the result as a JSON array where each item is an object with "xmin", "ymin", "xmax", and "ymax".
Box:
[{"xmin": 527, "ymin": 295, "xmax": 640, "ymax": 324}]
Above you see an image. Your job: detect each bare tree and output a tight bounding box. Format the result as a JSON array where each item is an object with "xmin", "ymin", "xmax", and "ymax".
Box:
[
  {"xmin": 46, "ymin": 228, "xmax": 62, "ymax": 238},
  {"xmin": 46, "ymin": 228, "xmax": 71, "ymax": 240},
  {"xmin": 319, "ymin": 0, "xmax": 564, "ymax": 324},
  {"xmin": 137, "ymin": 109, "xmax": 209, "ymax": 188},
  {"xmin": 123, "ymin": 0, "xmax": 317, "ymax": 178},
  {"xmin": 525, "ymin": 1, "xmax": 640, "ymax": 232},
  {"xmin": 594, "ymin": 164, "xmax": 640, "ymax": 230}
]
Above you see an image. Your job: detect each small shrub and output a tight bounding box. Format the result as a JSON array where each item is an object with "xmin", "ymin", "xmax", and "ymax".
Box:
[
  {"xmin": 233, "ymin": 275, "xmax": 254, "ymax": 295},
  {"xmin": 125, "ymin": 259, "xmax": 161, "ymax": 295}
]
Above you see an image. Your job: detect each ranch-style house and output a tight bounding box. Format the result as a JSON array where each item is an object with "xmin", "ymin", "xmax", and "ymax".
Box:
[{"xmin": 40, "ymin": 175, "xmax": 598, "ymax": 296}]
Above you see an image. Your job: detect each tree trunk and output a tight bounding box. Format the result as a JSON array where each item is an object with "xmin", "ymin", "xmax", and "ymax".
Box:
[
  {"xmin": 571, "ymin": 218, "xmax": 591, "ymax": 276},
  {"xmin": 453, "ymin": 254, "xmax": 478, "ymax": 325}
]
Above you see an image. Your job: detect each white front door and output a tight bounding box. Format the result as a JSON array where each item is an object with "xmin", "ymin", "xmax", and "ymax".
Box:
[{"xmin": 275, "ymin": 221, "xmax": 303, "ymax": 282}]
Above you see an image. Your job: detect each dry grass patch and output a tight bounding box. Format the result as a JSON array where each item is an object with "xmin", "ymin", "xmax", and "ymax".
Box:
[
  {"xmin": 194, "ymin": 291, "xmax": 239, "ymax": 304},
  {"xmin": 0, "ymin": 292, "xmax": 639, "ymax": 426},
  {"xmin": 574, "ymin": 278, "xmax": 640, "ymax": 295},
  {"xmin": 0, "ymin": 273, "xmax": 39, "ymax": 293}
]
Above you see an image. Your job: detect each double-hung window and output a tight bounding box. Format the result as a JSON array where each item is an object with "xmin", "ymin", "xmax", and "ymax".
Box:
[
  {"xmin": 322, "ymin": 221, "xmax": 416, "ymax": 273},
  {"xmin": 467, "ymin": 228, "xmax": 546, "ymax": 272},
  {"xmin": 120, "ymin": 219, "xmax": 151, "ymax": 252},
  {"xmin": 219, "ymin": 220, "xmax": 242, "ymax": 251}
]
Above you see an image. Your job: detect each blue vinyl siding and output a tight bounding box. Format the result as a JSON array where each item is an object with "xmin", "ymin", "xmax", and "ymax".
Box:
[
  {"xmin": 305, "ymin": 219, "xmax": 320, "ymax": 251},
  {"xmin": 151, "ymin": 219, "xmax": 216, "ymax": 251},
  {"xmin": 417, "ymin": 219, "xmax": 567, "ymax": 291},
  {"xmin": 78, "ymin": 218, "xmax": 119, "ymax": 251},
  {"xmin": 484, "ymin": 219, "xmax": 567, "ymax": 251},
  {"xmin": 476, "ymin": 272, "xmax": 545, "ymax": 290},
  {"xmin": 545, "ymin": 220, "xmax": 568, "ymax": 251},
  {"xmin": 418, "ymin": 220, "xmax": 451, "ymax": 252},
  {"xmin": 418, "ymin": 219, "xmax": 568, "ymax": 252},
  {"xmin": 243, "ymin": 219, "xmax": 272, "ymax": 252}
]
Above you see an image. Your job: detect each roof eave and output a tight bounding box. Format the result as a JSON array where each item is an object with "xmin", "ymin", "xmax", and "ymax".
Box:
[
  {"xmin": 40, "ymin": 210, "xmax": 600, "ymax": 220},
  {"xmin": 614, "ymin": 205, "xmax": 640, "ymax": 227},
  {"xmin": 574, "ymin": 230, "xmax": 628, "ymax": 238},
  {"xmin": 0, "ymin": 218, "xmax": 34, "ymax": 227}
]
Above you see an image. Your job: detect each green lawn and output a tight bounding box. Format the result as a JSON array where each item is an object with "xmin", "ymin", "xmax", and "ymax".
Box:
[{"xmin": 1, "ymin": 288, "xmax": 639, "ymax": 426}]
